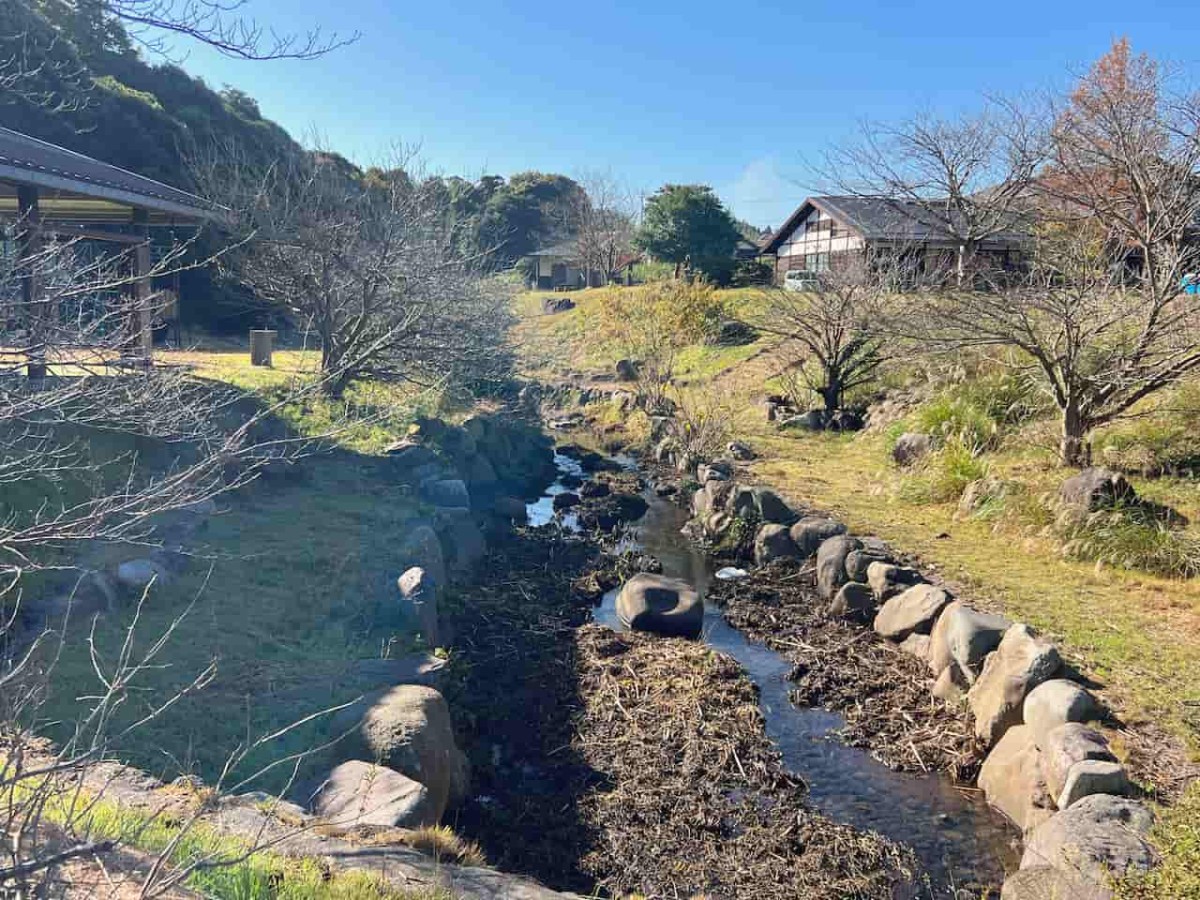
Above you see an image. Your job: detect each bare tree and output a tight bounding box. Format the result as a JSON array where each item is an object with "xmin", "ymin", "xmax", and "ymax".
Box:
[
  {"xmin": 101, "ymin": 0, "xmax": 356, "ymax": 61},
  {"xmin": 570, "ymin": 170, "xmax": 637, "ymax": 285},
  {"xmin": 824, "ymin": 98, "xmax": 1046, "ymax": 282},
  {"xmin": 207, "ymin": 147, "xmax": 513, "ymax": 398},
  {"xmin": 901, "ymin": 42, "xmax": 1200, "ymax": 467},
  {"xmin": 752, "ymin": 254, "xmax": 889, "ymax": 415}
]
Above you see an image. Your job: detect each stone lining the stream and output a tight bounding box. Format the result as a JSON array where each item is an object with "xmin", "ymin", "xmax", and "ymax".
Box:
[{"xmin": 666, "ymin": 451, "xmax": 1159, "ymax": 900}]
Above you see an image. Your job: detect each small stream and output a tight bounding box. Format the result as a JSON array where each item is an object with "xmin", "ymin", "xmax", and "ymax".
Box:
[{"xmin": 530, "ymin": 452, "xmax": 1020, "ymax": 897}]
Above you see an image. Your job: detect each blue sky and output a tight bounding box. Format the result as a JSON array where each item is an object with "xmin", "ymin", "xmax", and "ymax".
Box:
[{"xmin": 164, "ymin": 0, "xmax": 1197, "ymax": 229}]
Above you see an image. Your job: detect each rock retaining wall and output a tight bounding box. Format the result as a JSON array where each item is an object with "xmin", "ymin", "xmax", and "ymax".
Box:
[{"xmin": 678, "ymin": 458, "xmax": 1157, "ymax": 899}]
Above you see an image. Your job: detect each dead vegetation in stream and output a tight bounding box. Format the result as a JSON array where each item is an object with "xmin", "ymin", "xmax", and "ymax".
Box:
[
  {"xmin": 443, "ymin": 529, "xmax": 918, "ymax": 900},
  {"xmin": 714, "ymin": 564, "xmax": 986, "ymax": 782}
]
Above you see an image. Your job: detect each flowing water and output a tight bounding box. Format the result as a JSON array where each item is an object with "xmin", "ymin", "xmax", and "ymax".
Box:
[{"xmin": 530, "ymin": 454, "xmax": 1020, "ymax": 896}]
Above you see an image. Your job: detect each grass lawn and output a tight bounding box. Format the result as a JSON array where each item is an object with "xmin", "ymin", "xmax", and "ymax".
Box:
[{"xmin": 36, "ymin": 348, "xmax": 435, "ymax": 796}]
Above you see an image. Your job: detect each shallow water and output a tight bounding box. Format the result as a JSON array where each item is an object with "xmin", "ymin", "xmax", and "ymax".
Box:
[{"xmin": 531, "ymin": 458, "xmax": 1021, "ymax": 897}]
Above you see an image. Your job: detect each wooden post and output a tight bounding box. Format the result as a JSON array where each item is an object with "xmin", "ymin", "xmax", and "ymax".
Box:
[
  {"xmin": 17, "ymin": 186, "xmax": 45, "ymax": 379},
  {"xmin": 132, "ymin": 209, "xmax": 152, "ymax": 363},
  {"xmin": 249, "ymin": 330, "xmax": 276, "ymax": 367}
]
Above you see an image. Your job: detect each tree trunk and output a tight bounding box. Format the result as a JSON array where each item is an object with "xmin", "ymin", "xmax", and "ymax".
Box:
[
  {"xmin": 1060, "ymin": 402, "xmax": 1090, "ymax": 467},
  {"xmin": 821, "ymin": 376, "xmax": 841, "ymax": 414}
]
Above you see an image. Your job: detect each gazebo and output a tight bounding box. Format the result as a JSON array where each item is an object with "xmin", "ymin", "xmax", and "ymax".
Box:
[{"xmin": 0, "ymin": 126, "xmax": 218, "ymax": 376}]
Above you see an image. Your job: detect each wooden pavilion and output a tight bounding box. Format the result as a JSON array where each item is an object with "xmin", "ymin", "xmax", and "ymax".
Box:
[{"xmin": 0, "ymin": 126, "xmax": 218, "ymax": 376}]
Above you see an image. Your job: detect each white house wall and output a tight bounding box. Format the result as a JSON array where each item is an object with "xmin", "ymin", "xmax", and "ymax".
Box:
[{"xmin": 774, "ymin": 207, "xmax": 863, "ymax": 261}]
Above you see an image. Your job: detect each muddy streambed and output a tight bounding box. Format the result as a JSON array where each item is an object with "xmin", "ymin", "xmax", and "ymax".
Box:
[{"xmin": 531, "ymin": 452, "xmax": 1019, "ymax": 895}]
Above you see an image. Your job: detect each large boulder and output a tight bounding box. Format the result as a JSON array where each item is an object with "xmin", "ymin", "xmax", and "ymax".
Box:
[
  {"xmin": 399, "ymin": 525, "xmax": 447, "ymax": 589},
  {"xmin": 1020, "ymin": 795, "xmax": 1155, "ymax": 890},
  {"xmin": 830, "ymin": 582, "xmax": 876, "ymax": 623},
  {"xmin": 313, "ymin": 761, "xmax": 437, "ymax": 828},
  {"xmin": 1039, "ymin": 723, "xmax": 1118, "ymax": 801},
  {"xmin": 978, "ymin": 725, "xmax": 1055, "ymax": 833},
  {"xmin": 397, "ymin": 567, "xmax": 442, "ymax": 647},
  {"xmin": 892, "ymin": 433, "xmax": 932, "ymax": 467},
  {"xmin": 754, "ymin": 523, "xmax": 800, "ymax": 566},
  {"xmin": 1024, "ymin": 680, "xmax": 1103, "ymax": 748},
  {"xmin": 615, "ymin": 574, "xmax": 703, "ymax": 638},
  {"xmin": 866, "ymin": 561, "xmax": 924, "ymax": 600},
  {"xmin": 790, "ymin": 517, "xmax": 847, "ymax": 558},
  {"xmin": 385, "ymin": 441, "xmax": 439, "ymax": 473},
  {"xmin": 873, "ymin": 583, "xmax": 952, "ymax": 641},
  {"xmin": 328, "ymin": 685, "xmax": 469, "ymax": 820},
  {"xmin": 968, "ymin": 624, "xmax": 1062, "ymax": 746},
  {"xmin": 1058, "ymin": 467, "xmax": 1136, "ymax": 518},
  {"xmin": 816, "ymin": 535, "xmax": 862, "ymax": 600},
  {"xmin": 943, "ymin": 605, "xmax": 1010, "ymax": 682}
]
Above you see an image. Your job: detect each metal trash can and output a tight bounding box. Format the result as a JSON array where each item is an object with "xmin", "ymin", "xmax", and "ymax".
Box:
[{"xmin": 249, "ymin": 329, "xmax": 276, "ymax": 367}]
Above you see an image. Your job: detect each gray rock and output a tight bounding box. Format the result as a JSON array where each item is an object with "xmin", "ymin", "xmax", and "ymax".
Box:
[
  {"xmin": 968, "ymin": 624, "xmax": 1062, "ymax": 746},
  {"xmin": 928, "ymin": 599, "xmax": 965, "ymax": 676},
  {"xmin": 729, "ymin": 486, "xmax": 758, "ymax": 519},
  {"xmin": 115, "ymin": 559, "xmax": 171, "ymax": 591},
  {"xmin": 704, "ymin": 478, "xmax": 734, "ymax": 513},
  {"xmin": 845, "ymin": 548, "xmax": 889, "ymax": 584},
  {"xmin": 692, "ymin": 488, "xmax": 711, "ymax": 519},
  {"xmin": 313, "ymin": 761, "xmax": 437, "ymax": 828},
  {"xmin": 946, "ymin": 606, "xmax": 1011, "ymax": 682},
  {"xmin": 328, "ymin": 685, "xmax": 469, "ymax": 819},
  {"xmin": 873, "ymin": 583, "xmax": 952, "ymax": 641},
  {"xmin": 754, "ymin": 523, "xmax": 800, "ymax": 566},
  {"xmin": 753, "ymin": 487, "xmax": 795, "ymax": 524},
  {"xmin": 978, "ymin": 725, "xmax": 1055, "ymax": 833},
  {"xmin": 1040, "ymin": 723, "xmax": 1118, "ymax": 801},
  {"xmin": 615, "ymin": 574, "xmax": 703, "ymax": 638},
  {"xmin": 1000, "ymin": 865, "xmax": 1109, "ymax": 900},
  {"xmin": 1020, "ymin": 795, "xmax": 1155, "ymax": 888},
  {"xmin": 399, "ymin": 525, "xmax": 447, "ymax": 590},
  {"xmin": 779, "ymin": 409, "xmax": 827, "ymax": 431},
  {"xmin": 385, "ymin": 441, "xmax": 439, "ymax": 471},
  {"xmin": 615, "ymin": 359, "xmax": 638, "ymax": 381},
  {"xmin": 866, "ymin": 561, "xmax": 924, "ymax": 600},
  {"xmin": 830, "ymin": 582, "xmax": 876, "ymax": 623},
  {"xmin": 465, "ymin": 453, "xmax": 499, "ymax": 489},
  {"xmin": 899, "ymin": 632, "xmax": 931, "ymax": 661},
  {"xmin": 1058, "ymin": 467, "xmax": 1136, "ymax": 518},
  {"xmin": 492, "ymin": 495, "xmax": 529, "ymax": 524},
  {"xmin": 421, "ymin": 478, "xmax": 470, "ymax": 509},
  {"xmin": 433, "ymin": 508, "xmax": 486, "ymax": 576},
  {"xmin": 816, "ymin": 535, "xmax": 862, "ymax": 600},
  {"xmin": 698, "ymin": 461, "xmax": 732, "ymax": 483},
  {"xmin": 1058, "ymin": 760, "xmax": 1132, "ymax": 810},
  {"xmin": 892, "ymin": 433, "xmax": 932, "ymax": 467},
  {"xmin": 727, "ymin": 441, "xmax": 755, "ymax": 461},
  {"xmin": 933, "ymin": 662, "xmax": 968, "ymax": 703},
  {"xmin": 1024, "ymin": 680, "xmax": 1103, "ymax": 749},
  {"xmin": 790, "ymin": 517, "xmax": 847, "ymax": 557},
  {"xmin": 398, "ymin": 567, "xmax": 442, "ymax": 647}
]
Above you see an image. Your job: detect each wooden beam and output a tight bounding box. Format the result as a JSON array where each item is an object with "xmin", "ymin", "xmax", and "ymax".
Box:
[
  {"xmin": 132, "ymin": 209, "xmax": 153, "ymax": 360},
  {"xmin": 17, "ymin": 185, "xmax": 45, "ymax": 379}
]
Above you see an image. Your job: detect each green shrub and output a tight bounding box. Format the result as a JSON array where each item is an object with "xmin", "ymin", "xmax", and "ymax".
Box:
[
  {"xmin": 913, "ymin": 396, "xmax": 1000, "ymax": 450},
  {"xmin": 900, "ymin": 436, "xmax": 990, "ymax": 504},
  {"xmin": 1060, "ymin": 505, "xmax": 1200, "ymax": 579}
]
